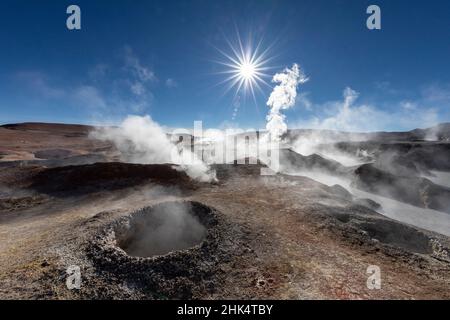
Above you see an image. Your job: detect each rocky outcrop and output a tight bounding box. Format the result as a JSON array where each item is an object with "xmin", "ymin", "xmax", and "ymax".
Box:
[
  {"xmin": 280, "ymin": 149, "xmax": 350, "ymax": 176},
  {"xmin": 353, "ymin": 163, "xmax": 450, "ymax": 213}
]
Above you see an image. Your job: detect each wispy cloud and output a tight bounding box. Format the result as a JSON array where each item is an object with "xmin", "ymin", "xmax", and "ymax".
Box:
[
  {"xmin": 13, "ymin": 46, "xmax": 159, "ymax": 121},
  {"xmin": 14, "ymin": 71, "xmax": 66, "ymax": 99},
  {"xmin": 124, "ymin": 46, "xmax": 157, "ymax": 83},
  {"xmin": 373, "ymin": 80, "xmax": 403, "ymax": 95},
  {"xmin": 72, "ymin": 85, "xmax": 107, "ymax": 110},
  {"xmin": 421, "ymin": 83, "xmax": 450, "ymax": 104},
  {"xmin": 296, "ymin": 92, "xmax": 312, "ymax": 111},
  {"xmin": 291, "ymin": 86, "xmax": 441, "ymax": 132},
  {"xmin": 130, "ymin": 81, "xmax": 146, "ymax": 96},
  {"xmin": 88, "ymin": 64, "xmax": 109, "ymax": 82}
]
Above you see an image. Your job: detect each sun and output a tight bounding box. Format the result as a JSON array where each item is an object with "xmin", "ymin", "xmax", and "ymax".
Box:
[
  {"xmin": 214, "ymin": 33, "xmax": 273, "ymax": 103},
  {"xmin": 239, "ymin": 62, "xmax": 256, "ymax": 80}
]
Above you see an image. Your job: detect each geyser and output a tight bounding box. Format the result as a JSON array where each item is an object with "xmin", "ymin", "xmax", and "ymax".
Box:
[{"xmin": 116, "ymin": 201, "xmax": 208, "ymax": 258}]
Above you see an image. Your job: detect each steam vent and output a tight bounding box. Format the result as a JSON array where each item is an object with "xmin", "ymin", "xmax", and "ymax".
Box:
[
  {"xmin": 87, "ymin": 201, "xmax": 228, "ymax": 299},
  {"xmin": 116, "ymin": 202, "xmax": 208, "ymax": 257}
]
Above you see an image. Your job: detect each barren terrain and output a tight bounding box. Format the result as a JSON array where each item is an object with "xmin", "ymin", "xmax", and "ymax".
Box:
[{"xmin": 0, "ymin": 123, "xmax": 449, "ymax": 299}]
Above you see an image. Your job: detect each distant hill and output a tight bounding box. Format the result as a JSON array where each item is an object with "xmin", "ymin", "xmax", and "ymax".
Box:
[
  {"xmin": 1, "ymin": 122, "xmax": 94, "ymax": 136},
  {"xmin": 2, "ymin": 121, "xmax": 450, "ymax": 142},
  {"xmin": 285, "ymin": 123, "xmax": 450, "ymax": 142}
]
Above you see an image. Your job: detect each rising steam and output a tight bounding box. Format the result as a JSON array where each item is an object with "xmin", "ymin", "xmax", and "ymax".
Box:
[
  {"xmin": 117, "ymin": 202, "xmax": 207, "ymax": 257},
  {"xmin": 91, "ymin": 115, "xmax": 216, "ymax": 182},
  {"xmin": 266, "ymin": 63, "xmax": 308, "ymax": 141}
]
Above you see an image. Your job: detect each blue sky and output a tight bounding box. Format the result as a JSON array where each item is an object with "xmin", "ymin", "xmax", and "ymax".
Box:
[{"xmin": 0, "ymin": 0, "xmax": 449, "ymax": 131}]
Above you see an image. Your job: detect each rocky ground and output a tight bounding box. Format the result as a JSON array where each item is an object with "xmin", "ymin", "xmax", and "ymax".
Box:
[{"xmin": 0, "ymin": 123, "xmax": 449, "ymax": 299}]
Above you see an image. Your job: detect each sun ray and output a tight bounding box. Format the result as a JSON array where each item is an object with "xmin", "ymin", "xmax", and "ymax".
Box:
[{"xmin": 215, "ymin": 33, "xmax": 273, "ymax": 104}]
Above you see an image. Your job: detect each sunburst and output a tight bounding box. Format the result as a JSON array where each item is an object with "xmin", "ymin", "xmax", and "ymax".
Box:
[{"xmin": 214, "ymin": 32, "xmax": 274, "ymax": 104}]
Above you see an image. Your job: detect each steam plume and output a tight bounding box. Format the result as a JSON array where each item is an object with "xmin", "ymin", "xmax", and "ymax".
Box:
[
  {"xmin": 266, "ymin": 63, "xmax": 307, "ymax": 141},
  {"xmin": 91, "ymin": 115, "xmax": 216, "ymax": 182}
]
